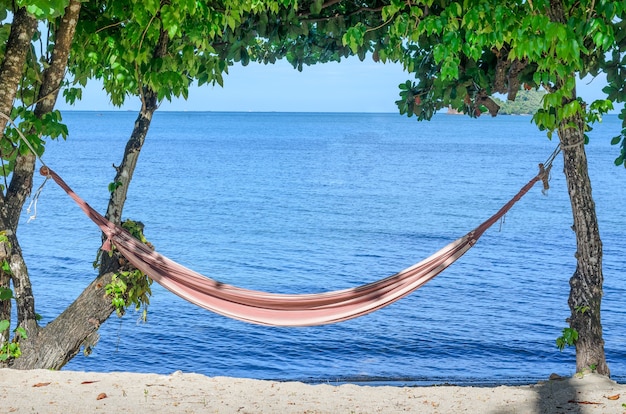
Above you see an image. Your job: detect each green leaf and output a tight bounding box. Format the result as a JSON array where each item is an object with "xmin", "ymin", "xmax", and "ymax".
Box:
[
  {"xmin": 310, "ymin": 0, "xmax": 323, "ymax": 15},
  {"xmin": 342, "ymin": 23, "xmax": 367, "ymax": 54},
  {"xmin": 14, "ymin": 326, "xmax": 27, "ymax": 339},
  {"xmin": 0, "ymin": 320, "xmax": 9, "ymax": 332},
  {"xmin": 160, "ymin": 4, "xmax": 181, "ymax": 38},
  {"xmin": 0, "ymin": 286, "xmax": 13, "ymax": 301}
]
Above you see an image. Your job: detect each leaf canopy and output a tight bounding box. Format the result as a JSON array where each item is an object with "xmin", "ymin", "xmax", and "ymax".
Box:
[{"xmin": 339, "ymin": 0, "xmax": 626, "ymax": 165}]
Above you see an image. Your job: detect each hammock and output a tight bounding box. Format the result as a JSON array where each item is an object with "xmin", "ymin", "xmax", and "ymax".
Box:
[{"xmin": 40, "ymin": 166, "xmax": 546, "ymax": 327}]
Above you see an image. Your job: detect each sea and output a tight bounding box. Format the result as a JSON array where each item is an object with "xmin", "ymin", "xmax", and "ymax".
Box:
[{"xmin": 18, "ymin": 111, "xmax": 626, "ymax": 386}]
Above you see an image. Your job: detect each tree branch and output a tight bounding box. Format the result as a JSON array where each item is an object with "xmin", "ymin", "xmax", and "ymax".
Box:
[
  {"xmin": 507, "ymin": 59, "xmax": 528, "ymax": 101},
  {"xmin": 476, "ymin": 90, "xmax": 500, "ymax": 116}
]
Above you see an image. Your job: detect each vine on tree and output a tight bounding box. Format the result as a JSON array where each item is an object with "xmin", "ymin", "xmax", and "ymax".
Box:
[{"xmin": 95, "ymin": 219, "xmax": 153, "ymax": 322}]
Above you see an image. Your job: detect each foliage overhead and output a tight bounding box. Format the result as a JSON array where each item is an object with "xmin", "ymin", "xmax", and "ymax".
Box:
[
  {"xmin": 66, "ymin": 0, "xmax": 391, "ymax": 108},
  {"xmin": 0, "ymin": 1, "xmax": 71, "ymax": 190},
  {"xmin": 339, "ymin": 0, "xmax": 625, "ymax": 165},
  {"xmin": 14, "ymin": 0, "xmax": 69, "ymax": 19}
]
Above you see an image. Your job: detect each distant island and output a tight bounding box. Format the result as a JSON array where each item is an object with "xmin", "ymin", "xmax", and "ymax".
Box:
[
  {"xmin": 493, "ymin": 89, "xmax": 546, "ymax": 115},
  {"xmin": 447, "ymin": 89, "xmax": 546, "ymax": 115}
]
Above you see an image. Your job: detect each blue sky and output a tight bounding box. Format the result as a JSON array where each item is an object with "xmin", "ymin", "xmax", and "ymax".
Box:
[{"xmin": 56, "ymin": 57, "xmax": 615, "ymax": 113}]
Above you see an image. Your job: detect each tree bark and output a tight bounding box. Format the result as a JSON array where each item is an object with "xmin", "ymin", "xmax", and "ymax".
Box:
[
  {"xmin": 546, "ymin": 0, "xmax": 609, "ymax": 376},
  {"xmin": 0, "ymin": 7, "xmax": 38, "ymax": 141},
  {"xmin": 100, "ymin": 89, "xmax": 159, "ymax": 276},
  {"xmin": 3, "ymin": 152, "xmax": 38, "ymax": 339},
  {"xmin": 7, "ymin": 0, "xmax": 85, "ymax": 347},
  {"xmin": 103, "ymin": 89, "xmax": 159, "ymax": 228},
  {"xmin": 0, "ymin": 7, "xmax": 37, "ymax": 350},
  {"xmin": 0, "ymin": 1, "xmax": 111, "ymax": 370},
  {"xmin": 33, "ymin": 0, "xmax": 81, "ymax": 120},
  {"xmin": 0, "ymin": 7, "xmax": 38, "ymax": 346},
  {"xmin": 558, "ymin": 111, "xmax": 609, "ymax": 376},
  {"xmin": 11, "ymin": 272, "xmax": 115, "ymax": 369}
]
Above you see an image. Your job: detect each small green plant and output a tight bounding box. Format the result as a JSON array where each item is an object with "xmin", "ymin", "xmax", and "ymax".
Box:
[
  {"xmin": 556, "ymin": 327, "xmax": 579, "ymax": 351},
  {"xmin": 575, "ymin": 364, "xmax": 599, "ymax": 378},
  {"xmin": 108, "ymin": 181, "xmax": 122, "ymax": 193},
  {"xmin": 556, "ymin": 305, "xmax": 590, "ymax": 351},
  {"xmin": 0, "ymin": 322, "xmax": 27, "ymax": 361},
  {"xmin": 105, "ymin": 269, "xmax": 151, "ymax": 321},
  {"xmin": 101, "ymin": 219, "xmax": 153, "ymax": 322},
  {"xmin": 0, "ymin": 284, "xmax": 26, "ymax": 362},
  {"xmin": 575, "ymin": 305, "xmax": 590, "ymax": 314}
]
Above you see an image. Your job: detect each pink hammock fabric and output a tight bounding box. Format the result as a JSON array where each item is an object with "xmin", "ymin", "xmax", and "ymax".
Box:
[{"xmin": 41, "ymin": 166, "xmax": 543, "ymax": 327}]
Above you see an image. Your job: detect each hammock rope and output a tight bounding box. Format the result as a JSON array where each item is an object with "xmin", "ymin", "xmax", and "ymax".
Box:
[{"xmin": 38, "ymin": 156, "xmax": 553, "ymax": 327}]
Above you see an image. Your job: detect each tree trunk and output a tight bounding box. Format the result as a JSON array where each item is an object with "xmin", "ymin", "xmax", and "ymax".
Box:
[
  {"xmin": 558, "ymin": 110, "xmax": 609, "ymax": 376},
  {"xmin": 33, "ymin": 0, "xmax": 81, "ymax": 120},
  {"xmin": 545, "ymin": 0, "xmax": 609, "ymax": 377},
  {"xmin": 11, "ymin": 272, "xmax": 115, "ymax": 369},
  {"xmin": 103, "ymin": 90, "xmax": 159, "ymax": 228},
  {"xmin": 100, "ymin": 29, "xmax": 168, "ymax": 274},
  {"xmin": 8, "ymin": 0, "xmax": 85, "ymax": 347},
  {"xmin": 0, "ymin": 0, "xmax": 111, "ymax": 370},
  {"xmin": 1, "ymin": 151, "xmax": 39, "ymax": 342},
  {"xmin": 0, "ymin": 6, "xmax": 38, "ymax": 347},
  {"xmin": 99, "ymin": 89, "xmax": 159, "ymax": 275}
]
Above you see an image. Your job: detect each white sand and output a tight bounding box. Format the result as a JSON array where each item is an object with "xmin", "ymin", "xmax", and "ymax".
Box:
[{"xmin": 1, "ymin": 369, "xmax": 624, "ymax": 413}]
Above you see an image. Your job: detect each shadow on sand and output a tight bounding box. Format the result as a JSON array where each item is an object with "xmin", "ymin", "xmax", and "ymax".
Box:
[{"xmin": 498, "ymin": 373, "xmax": 623, "ymax": 414}]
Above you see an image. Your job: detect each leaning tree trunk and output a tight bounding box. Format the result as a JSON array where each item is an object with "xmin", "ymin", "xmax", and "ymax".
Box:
[
  {"xmin": 19, "ymin": 65, "xmax": 166, "ymax": 371},
  {"xmin": 11, "ymin": 271, "xmax": 116, "ymax": 369},
  {"xmin": 99, "ymin": 87, "xmax": 160, "ymax": 274},
  {"xmin": 559, "ymin": 109, "xmax": 609, "ymax": 376},
  {"xmin": 99, "ymin": 28, "xmax": 168, "ymax": 275}
]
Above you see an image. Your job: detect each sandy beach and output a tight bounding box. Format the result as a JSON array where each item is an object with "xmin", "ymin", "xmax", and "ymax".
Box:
[{"xmin": 1, "ymin": 369, "xmax": 624, "ymax": 413}]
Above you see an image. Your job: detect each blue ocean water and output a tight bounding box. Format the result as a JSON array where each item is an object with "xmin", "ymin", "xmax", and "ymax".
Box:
[{"xmin": 19, "ymin": 111, "xmax": 625, "ymax": 385}]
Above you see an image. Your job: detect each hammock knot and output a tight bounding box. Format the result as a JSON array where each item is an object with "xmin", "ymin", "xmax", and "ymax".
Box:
[
  {"xmin": 101, "ymin": 228, "xmax": 119, "ymax": 252},
  {"xmin": 101, "ymin": 237, "xmax": 113, "ymax": 252},
  {"xmin": 538, "ymin": 163, "xmax": 552, "ymax": 195},
  {"xmin": 40, "ymin": 166, "xmax": 51, "ymax": 177}
]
